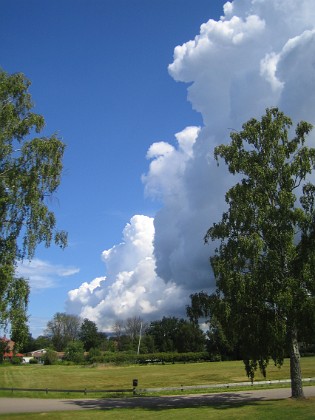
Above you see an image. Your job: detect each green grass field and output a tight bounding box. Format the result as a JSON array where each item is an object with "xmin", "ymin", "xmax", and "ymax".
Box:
[
  {"xmin": 0, "ymin": 358, "xmax": 314, "ymax": 418},
  {"xmin": 0, "ymin": 357, "xmax": 314, "ymax": 393}
]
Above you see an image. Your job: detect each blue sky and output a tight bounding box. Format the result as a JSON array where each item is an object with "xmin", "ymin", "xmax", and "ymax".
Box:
[
  {"xmin": 1, "ymin": 0, "xmax": 224, "ymax": 335},
  {"xmin": 1, "ymin": 0, "xmax": 315, "ymax": 337}
]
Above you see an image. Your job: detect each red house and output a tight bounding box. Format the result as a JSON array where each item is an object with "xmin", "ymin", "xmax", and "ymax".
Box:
[{"xmin": 0, "ymin": 337, "xmax": 24, "ymax": 361}]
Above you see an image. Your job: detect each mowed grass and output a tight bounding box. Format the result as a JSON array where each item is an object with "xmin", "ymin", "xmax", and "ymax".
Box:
[
  {"xmin": 0, "ymin": 359, "xmax": 314, "ymax": 418},
  {"xmin": 0, "ymin": 357, "xmax": 314, "ymax": 392},
  {"xmin": 0, "ymin": 398, "xmax": 315, "ymax": 419}
]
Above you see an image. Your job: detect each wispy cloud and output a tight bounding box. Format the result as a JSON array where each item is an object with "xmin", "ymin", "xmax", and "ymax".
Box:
[{"xmin": 16, "ymin": 258, "xmax": 80, "ymax": 291}]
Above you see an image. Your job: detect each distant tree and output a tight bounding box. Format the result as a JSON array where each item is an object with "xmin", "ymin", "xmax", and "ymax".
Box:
[
  {"xmin": 139, "ymin": 334, "xmax": 155, "ymax": 354},
  {"xmin": 106, "ymin": 338, "xmax": 117, "ymax": 352},
  {"xmin": 45, "ymin": 313, "xmax": 81, "ymax": 351},
  {"xmin": 147, "ymin": 317, "xmax": 178, "ymax": 352},
  {"xmin": 112, "ymin": 319, "xmax": 124, "ymax": 351},
  {"xmin": 86, "ymin": 347, "xmax": 102, "ymax": 362},
  {"xmin": 0, "ymin": 340, "xmax": 7, "ymax": 363},
  {"xmin": 111, "ymin": 317, "xmax": 148, "ymax": 351},
  {"xmin": 113, "ymin": 319, "xmax": 124, "ymax": 336},
  {"xmin": 0, "ymin": 69, "xmax": 67, "ymax": 349},
  {"xmin": 19, "ymin": 333, "xmax": 35, "ymax": 353},
  {"xmin": 64, "ymin": 340, "xmax": 85, "ymax": 364},
  {"xmin": 125, "ymin": 316, "xmax": 148, "ymax": 344},
  {"xmin": 43, "ymin": 348, "xmax": 58, "ymax": 365},
  {"xmin": 97, "ymin": 332, "xmax": 108, "ymax": 351},
  {"xmin": 205, "ymin": 108, "xmax": 315, "ymax": 398},
  {"xmin": 146, "ymin": 317, "xmax": 205, "ymax": 353},
  {"xmin": 79, "ymin": 318, "xmax": 101, "ymax": 351},
  {"xmin": 32, "ymin": 335, "xmax": 52, "ymax": 350},
  {"xmin": 175, "ymin": 320, "xmax": 205, "ymax": 353}
]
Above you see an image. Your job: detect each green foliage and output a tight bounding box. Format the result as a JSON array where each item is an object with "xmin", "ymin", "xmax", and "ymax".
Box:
[
  {"xmin": 45, "ymin": 313, "xmax": 81, "ymax": 351},
  {"xmin": 205, "ymin": 108, "xmax": 315, "ymax": 397},
  {"xmin": 32, "ymin": 335, "xmax": 52, "ymax": 350},
  {"xmin": 0, "ymin": 339, "xmax": 7, "ymax": 363},
  {"xmin": 19, "ymin": 333, "xmax": 35, "ymax": 353},
  {"xmin": 86, "ymin": 347, "xmax": 101, "ymax": 362},
  {"xmin": 111, "ymin": 317, "xmax": 148, "ymax": 352},
  {"xmin": 0, "ymin": 69, "xmax": 67, "ymax": 347},
  {"xmin": 43, "ymin": 348, "xmax": 58, "ymax": 365},
  {"xmin": 64, "ymin": 340, "xmax": 85, "ymax": 364},
  {"xmin": 29, "ymin": 358, "xmax": 38, "ymax": 364},
  {"xmin": 146, "ymin": 317, "xmax": 206, "ymax": 353},
  {"xmin": 87, "ymin": 351, "xmax": 211, "ymax": 365},
  {"xmin": 187, "ymin": 292, "xmax": 240, "ymax": 360},
  {"xmin": 139, "ymin": 334, "xmax": 155, "ymax": 354},
  {"xmin": 147, "ymin": 317, "xmax": 178, "ymax": 352},
  {"xmin": 79, "ymin": 318, "xmax": 101, "ymax": 351},
  {"xmin": 175, "ymin": 321, "xmax": 205, "ymax": 353},
  {"xmin": 10, "ymin": 355, "xmax": 22, "ymax": 365}
]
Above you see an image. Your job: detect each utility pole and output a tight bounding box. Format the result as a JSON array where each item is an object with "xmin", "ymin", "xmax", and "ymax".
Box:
[{"xmin": 137, "ymin": 322, "xmax": 142, "ymax": 355}]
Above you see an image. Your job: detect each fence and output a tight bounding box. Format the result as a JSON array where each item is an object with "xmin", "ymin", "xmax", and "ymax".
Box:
[
  {"xmin": 0, "ymin": 377, "xmax": 314, "ymax": 396},
  {"xmin": 0, "ymin": 387, "xmax": 134, "ymax": 395},
  {"xmin": 137, "ymin": 377, "xmax": 315, "ymax": 393}
]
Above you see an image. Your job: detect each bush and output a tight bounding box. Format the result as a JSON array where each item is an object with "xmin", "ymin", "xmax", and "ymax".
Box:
[
  {"xmin": 43, "ymin": 349, "xmax": 58, "ymax": 365},
  {"xmin": 11, "ymin": 356, "xmax": 22, "ymax": 365},
  {"xmin": 86, "ymin": 347, "xmax": 101, "ymax": 362},
  {"xmin": 64, "ymin": 341, "xmax": 85, "ymax": 364},
  {"xmin": 29, "ymin": 358, "xmax": 39, "ymax": 364},
  {"xmin": 85, "ymin": 351, "xmax": 212, "ymax": 365}
]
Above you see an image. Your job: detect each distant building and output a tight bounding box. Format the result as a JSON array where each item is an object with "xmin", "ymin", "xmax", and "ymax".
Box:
[
  {"xmin": 25, "ymin": 349, "xmax": 65, "ymax": 363},
  {"xmin": 0, "ymin": 337, "xmax": 24, "ymax": 361},
  {"xmin": 25, "ymin": 348, "xmax": 47, "ymax": 363}
]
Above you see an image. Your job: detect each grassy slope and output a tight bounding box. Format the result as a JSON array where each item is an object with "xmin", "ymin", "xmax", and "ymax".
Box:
[
  {"xmin": 0, "ymin": 359, "xmax": 314, "ymax": 418},
  {"xmin": 1, "ymin": 357, "xmax": 314, "ymax": 391}
]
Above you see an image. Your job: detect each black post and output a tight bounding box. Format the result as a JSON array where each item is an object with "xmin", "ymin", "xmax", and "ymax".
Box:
[{"xmin": 133, "ymin": 379, "xmax": 138, "ymax": 396}]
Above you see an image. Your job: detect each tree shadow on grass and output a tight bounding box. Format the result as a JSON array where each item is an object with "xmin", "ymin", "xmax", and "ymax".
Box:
[{"xmin": 65, "ymin": 392, "xmax": 269, "ymax": 411}]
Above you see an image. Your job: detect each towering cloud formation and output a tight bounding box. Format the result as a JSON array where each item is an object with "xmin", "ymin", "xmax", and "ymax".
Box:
[
  {"xmin": 67, "ymin": 0, "xmax": 315, "ymax": 331},
  {"xmin": 67, "ymin": 215, "xmax": 186, "ymax": 330}
]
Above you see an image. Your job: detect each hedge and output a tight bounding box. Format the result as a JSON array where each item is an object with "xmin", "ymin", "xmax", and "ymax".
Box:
[{"xmin": 87, "ymin": 351, "xmax": 211, "ymax": 365}]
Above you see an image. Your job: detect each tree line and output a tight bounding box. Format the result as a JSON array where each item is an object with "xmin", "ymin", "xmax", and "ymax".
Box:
[{"xmin": 21, "ymin": 313, "xmax": 206, "ymax": 356}]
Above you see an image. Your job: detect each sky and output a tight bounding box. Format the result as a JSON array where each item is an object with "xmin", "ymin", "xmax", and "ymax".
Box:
[{"xmin": 1, "ymin": 0, "xmax": 315, "ymax": 337}]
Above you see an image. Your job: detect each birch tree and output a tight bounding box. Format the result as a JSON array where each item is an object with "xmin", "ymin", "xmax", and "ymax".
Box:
[
  {"xmin": 206, "ymin": 108, "xmax": 315, "ymax": 398},
  {"xmin": 0, "ymin": 70, "xmax": 67, "ymax": 348}
]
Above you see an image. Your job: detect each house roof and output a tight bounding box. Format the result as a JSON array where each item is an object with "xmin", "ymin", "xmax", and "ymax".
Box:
[
  {"xmin": 4, "ymin": 352, "xmax": 24, "ymax": 358},
  {"xmin": 26, "ymin": 349, "xmax": 47, "ymax": 357}
]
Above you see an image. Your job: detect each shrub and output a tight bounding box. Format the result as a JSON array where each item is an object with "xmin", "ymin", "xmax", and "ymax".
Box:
[
  {"xmin": 43, "ymin": 349, "xmax": 58, "ymax": 365},
  {"xmin": 11, "ymin": 356, "xmax": 22, "ymax": 365},
  {"xmin": 64, "ymin": 341, "xmax": 85, "ymax": 364},
  {"xmin": 86, "ymin": 347, "xmax": 101, "ymax": 362},
  {"xmin": 86, "ymin": 351, "xmax": 212, "ymax": 365}
]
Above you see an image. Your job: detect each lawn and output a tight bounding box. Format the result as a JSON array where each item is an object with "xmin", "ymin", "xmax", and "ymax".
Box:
[
  {"xmin": 0, "ymin": 357, "xmax": 314, "ymax": 393},
  {"xmin": 0, "ymin": 359, "xmax": 314, "ymax": 418}
]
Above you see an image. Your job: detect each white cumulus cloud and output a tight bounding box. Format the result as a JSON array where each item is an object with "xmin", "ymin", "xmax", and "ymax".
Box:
[
  {"xmin": 66, "ymin": 215, "xmax": 186, "ymax": 330},
  {"xmin": 66, "ymin": 0, "xmax": 315, "ymax": 330}
]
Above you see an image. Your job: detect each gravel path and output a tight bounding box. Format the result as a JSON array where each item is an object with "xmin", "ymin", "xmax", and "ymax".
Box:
[{"xmin": 0, "ymin": 386, "xmax": 314, "ymax": 414}]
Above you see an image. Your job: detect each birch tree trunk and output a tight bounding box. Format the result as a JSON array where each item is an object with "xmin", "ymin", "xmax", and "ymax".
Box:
[{"xmin": 289, "ymin": 327, "xmax": 305, "ymax": 399}]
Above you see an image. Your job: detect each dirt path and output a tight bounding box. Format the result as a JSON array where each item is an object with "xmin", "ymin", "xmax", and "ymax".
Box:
[{"xmin": 0, "ymin": 386, "xmax": 314, "ymax": 414}]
